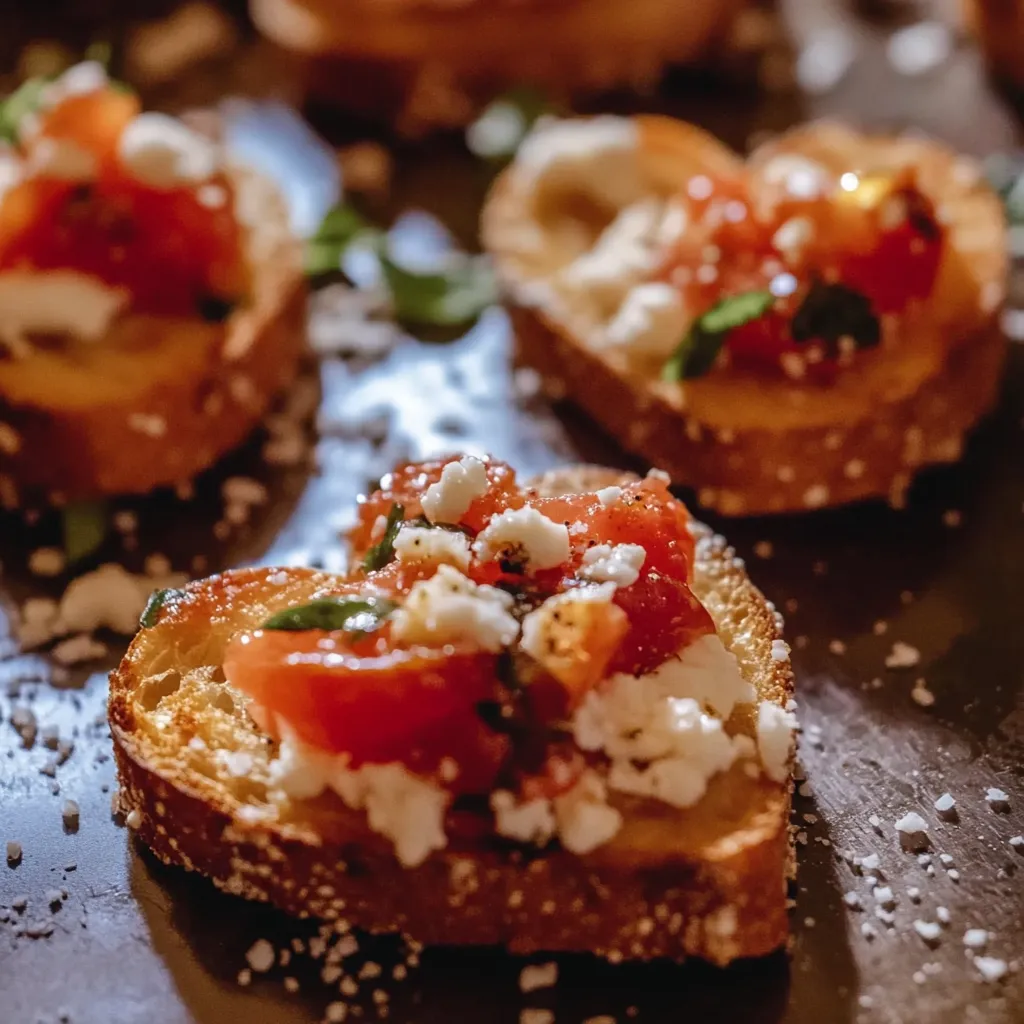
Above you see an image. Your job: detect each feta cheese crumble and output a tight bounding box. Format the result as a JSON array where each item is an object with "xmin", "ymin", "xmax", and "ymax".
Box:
[
  {"xmin": 118, "ymin": 113, "xmax": 218, "ymax": 188},
  {"xmin": 270, "ymin": 732, "xmax": 449, "ymax": 868},
  {"xmin": 393, "ymin": 525, "xmax": 471, "ymax": 571},
  {"xmin": 579, "ymin": 543, "xmax": 646, "ymax": 587},
  {"xmin": 757, "ymin": 700, "xmax": 797, "ymax": 783},
  {"xmin": 473, "ymin": 506, "xmax": 570, "ymax": 571},
  {"xmin": 420, "ymin": 456, "xmax": 489, "ymax": 524},
  {"xmin": 391, "ymin": 565, "xmax": 517, "ymax": 652}
]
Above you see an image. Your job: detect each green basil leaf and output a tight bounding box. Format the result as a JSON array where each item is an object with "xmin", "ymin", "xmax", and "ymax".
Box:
[
  {"xmin": 790, "ymin": 280, "xmax": 880, "ymax": 354},
  {"xmin": 406, "ymin": 515, "xmax": 471, "ymax": 536},
  {"xmin": 466, "ymin": 87, "xmax": 549, "ymax": 162},
  {"xmin": 377, "ymin": 242, "xmax": 497, "ymax": 327},
  {"xmin": 62, "ymin": 500, "xmax": 108, "ymax": 564},
  {"xmin": 261, "ymin": 596, "xmax": 396, "ymax": 634},
  {"xmin": 662, "ymin": 290, "xmax": 774, "ymax": 382},
  {"xmin": 305, "ymin": 203, "xmax": 373, "ymax": 276},
  {"xmin": 0, "ymin": 77, "xmax": 50, "ymax": 144},
  {"xmin": 140, "ymin": 587, "xmax": 186, "ymax": 628},
  {"xmin": 362, "ymin": 503, "xmax": 405, "ymax": 571}
]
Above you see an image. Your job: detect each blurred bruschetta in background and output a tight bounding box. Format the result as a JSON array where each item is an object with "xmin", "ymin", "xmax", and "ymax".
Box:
[
  {"xmin": 482, "ymin": 115, "xmax": 1007, "ymax": 515},
  {"xmin": 0, "ymin": 61, "xmax": 306, "ymax": 508},
  {"xmin": 249, "ymin": 0, "xmax": 746, "ymax": 131}
]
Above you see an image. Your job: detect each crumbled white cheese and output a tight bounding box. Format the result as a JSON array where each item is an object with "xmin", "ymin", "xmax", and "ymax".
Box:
[
  {"xmin": 563, "ymin": 200, "xmax": 685, "ymax": 314},
  {"xmin": 517, "ymin": 116, "xmax": 643, "ymax": 213},
  {"xmin": 473, "ymin": 506, "xmax": 570, "ymax": 571},
  {"xmin": 491, "ymin": 791, "xmax": 556, "ymax": 845},
  {"xmin": 757, "ymin": 700, "xmax": 797, "ymax": 784},
  {"xmin": 519, "ymin": 583, "xmax": 618, "ymax": 679},
  {"xmin": 391, "ymin": 565, "xmax": 518, "ymax": 652},
  {"xmin": 269, "ymin": 733, "xmax": 449, "ymax": 868},
  {"xmin": 118, "ymin": 113, "xmax": 218, "ymax": 188},
  {"xmin": 420, "ymin": 456, "xmax": 489, "ymax": 524},
  {"xmin": 552, "ymin": 771, "xmax": 622, "ymax": 854},
  {"xmin": 393, "ymin": 525, "xmax": 472, "ymax": 571},
  {"xmin": 595, "ymin": 486, "xmax": 622, "ymax": 507},
  {"xmin": 0, "ymin": 271, "xmax": 128, "ymax": 354},
  {"xmin": 772, "ymin": 215, "xmax": 815, "ymax": 255},
  {"xmin": 572, "ymin": 642, "xmax": 749, "ymax": 810},
  {"xmin": 860, "ymin": 852, "xmax": 881, "ymax": 872},
  {"xmin": 873, "ymin": 886, "xmax": 896, "ymax": 908},
  {"xmin": 770, "ymin": 639, "xmax": 790, "ymax": 663},
  {"xmin": 579, "ymin": 543, "xmax": 646, "ymax": 588},
  {"xmin": 605, "ymin": 282, "xmax": 691, "ymax": 358},
  {"xmin": 963, "ymin": 928, "xmax": 989, "ymax": 949}
]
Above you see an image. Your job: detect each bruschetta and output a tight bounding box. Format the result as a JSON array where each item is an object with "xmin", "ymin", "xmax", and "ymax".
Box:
[
  {"xmin": 250, "ymin": 0, "xmax": 743, "ymax": 130},
  {"xmin": 0, "ymin": 61, "xmax": 306, "ymax": 508},
  {"xmin": 482, "ymin": 115, "xmax": 1008, "ymax": 515},
  {"xmin": 109, "ymin": 454, "xmax": 796, "ymax": 964}
]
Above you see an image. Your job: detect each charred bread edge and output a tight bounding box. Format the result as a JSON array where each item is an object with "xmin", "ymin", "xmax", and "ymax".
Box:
[
  {"xmin": 483, "ymin": 117, "xmax": 1008, "ymax": 515},
  {"xmin": 0, "ymin": 165, "xmax": 307, "ymax": 505},
  {"xmin": 109, "ymin": 467, "xmax": 795, "ymax": 965}
]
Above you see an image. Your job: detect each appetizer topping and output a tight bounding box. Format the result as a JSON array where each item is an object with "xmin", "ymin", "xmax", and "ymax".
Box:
[
  {"xmin": 393, "ymin": 524, "xmax": 472, "ymax": 571},
  {"xmin": 519, "ymin": 116, "xmax": 946, "ymax": 384},
  {"xmin": 391, "ymin": 565, "xmax": 518, "ymax": 651},
  {"xmin": 472, "ymin": 506, "xmax": 571, "ymax": 571},
  {"xmin": 420, "ymin": 455, "xmax": 490, "ymax": 524},
  {"xmin": 0, "ymin": 62, "xmax": 247, "ymax": 351},
  {"xmin": 225, "ymin": 455, "xmax": 785, "ymax": 866},
  {"xmin": 578, "ymin": 543, "xmax": 646, "ymax": 587}
]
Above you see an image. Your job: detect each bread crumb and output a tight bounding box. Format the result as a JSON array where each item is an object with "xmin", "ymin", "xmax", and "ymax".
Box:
[
  {"xmin": 910, "ymin": 679, "xmax": 935, "ymax": 707},
  {"xmin": 126, "ymin": 809, "xmax": 142, "ymax": 829},
  {"xmin": 243, "ymin": 941, "xmax": 275, "ymax": 976},
  {"xmin": 326, "ymin": 1003, "xmax": 348, "ymax": 1023},
  {"xmin": 885, "ymin": 642, "xmax": 920, "ymax": 668},
  {"xmin": 61, "ymin": 799, "xmax": 80, "ymax": 830},
  {"xmin": 520, "ymin": 1012, "xmax": 555, "ymax": 1024},
  {"xmin": 519, "ymin": 962, "xmax": 558, "ymax": 993},
  {"xmin": 6, "ymin": 840, "xmax": 22, "ymax": 864},
  {"xmin": 29, "ymin": 547, "xmax": 66, "ymax": 577},
  {"xmin": 236, "ymin": 969, "xmax": 251, "ymax": 986}
]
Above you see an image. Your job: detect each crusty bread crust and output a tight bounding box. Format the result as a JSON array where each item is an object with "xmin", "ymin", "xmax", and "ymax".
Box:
[
  {"xmin": 482, "ymin": 117, "xmax": 1008, "ymax": 515},
  {"xmin": 109, "ymin": 466, "xmax": 794, "ymax": 964},
  {"xmin": 0, "ymin": 164, "xmax": 306, "ymax": 507},
  {"xmin": 252, "ymin": 0, "xmax": 742, "ymax": 127}
]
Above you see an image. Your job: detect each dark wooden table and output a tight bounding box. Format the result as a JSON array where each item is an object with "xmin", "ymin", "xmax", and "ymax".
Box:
[{"xmin": 1, "ymin": 3, "xmax": 1022, "ymax": 1023}]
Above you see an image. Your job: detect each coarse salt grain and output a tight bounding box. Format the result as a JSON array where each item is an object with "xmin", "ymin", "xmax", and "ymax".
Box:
[
  {"xmin": 975, "ymin": 957, "xmax": 1008, "ymax": 983},
  {"xmin": 934, "ymin": 793, "xmax": 956, "ymax": 816},
  {"xmin": 963, "ymin": 929, "xmax": 988, "ymax": 949},
  {"xmin": 914, "ymin": 920, "xmax": 942, "ymax": 944}
]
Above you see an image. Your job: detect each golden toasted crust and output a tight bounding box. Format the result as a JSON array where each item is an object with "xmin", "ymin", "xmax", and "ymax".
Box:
[
  {"xmin": 482, "ymin": 117, "xmax": 1008, "ymax": 515},
  {"xmin": 965, "ymin": 0, "xmax": 1024, "ymax": 87},
  {"xmin": 252, "ymin": 0, "xmax": 742, "ymax": 128},
  {"xmin": 0, "ymin": 165, "xmax": 306, "ymax": 506},
  {"xmin": 108, "ymin": 467, "xmax": 794, "ymax": 964}
]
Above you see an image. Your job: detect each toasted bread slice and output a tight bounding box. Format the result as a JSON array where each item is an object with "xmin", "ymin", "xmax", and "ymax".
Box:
[
  {"xmin": 482, "ymin": 117, "xmax": 1008, "ymax": 515},
  {"xmin": 251, "ymin": 0, "xmax": 742, "ymax": 129},
  {"xmin": 109, "ymin": 465, "xmax": 794, "ymax": 964},
  {"xmin": 0, "ymin": 164, "xmax": 306, "ymax": 507}
]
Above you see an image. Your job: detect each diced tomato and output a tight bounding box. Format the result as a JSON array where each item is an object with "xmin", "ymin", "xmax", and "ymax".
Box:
[
  {"xmin": 33, "ymin": 87, "xmax": 141, "ymax": 173},
  {"xmin": 225, "ymin": 628, "xmax": 508, "ymax": 794},
  {"xmin": 351, "ymin": 455, "xmax": 522, "ymax": 557},
  {"xmin": 0, "ymin": 176, "xmax": 247, "ymax": 315},
  {"xmin": 0, "ymin": 84, "xmax": 246, "ymax": 316}
]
